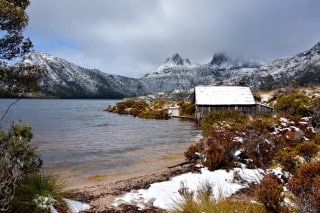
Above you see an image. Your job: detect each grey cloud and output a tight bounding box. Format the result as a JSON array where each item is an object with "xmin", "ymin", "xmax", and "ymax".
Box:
[{"xmin": 26, "ymin": 0, "xmax": 320, "ymax": 77}]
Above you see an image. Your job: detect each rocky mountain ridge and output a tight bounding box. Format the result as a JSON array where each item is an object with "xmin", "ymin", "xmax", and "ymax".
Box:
[
  {"xmin": 22, "ymin": 52, "xmax": 145, "ymax": 98},
  {"xmin": 224, "ymin": 42, "xmax": 320, "ymax": 90},
  {"xmin": 6, "ymin": 41, "xmax": 320, "ymax": 98},
  {"xmin": 18, "ymin": 51, "xmax": 259, "ymax": 98},
  {"xmin": 140, "ymin": 53, "xmax": 259, "ymax": 94}
]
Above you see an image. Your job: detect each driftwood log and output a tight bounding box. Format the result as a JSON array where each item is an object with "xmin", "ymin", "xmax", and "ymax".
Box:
[{"xmin": 167, "ymin": 160, "xmax": 196, "ymax": 169}]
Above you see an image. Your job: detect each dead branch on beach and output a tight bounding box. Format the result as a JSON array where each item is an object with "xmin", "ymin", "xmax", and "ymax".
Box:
[{"xmin": 167, "ymin": 160, "xmax": 196, "ymax": 169}]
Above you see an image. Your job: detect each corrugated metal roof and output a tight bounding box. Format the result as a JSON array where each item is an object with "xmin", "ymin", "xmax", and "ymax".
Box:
[{"xmin": 195, "ymin": 86, "xmax": 255, "ymax": 105}]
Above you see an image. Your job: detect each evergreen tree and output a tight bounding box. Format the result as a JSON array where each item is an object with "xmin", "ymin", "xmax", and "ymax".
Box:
[
  {"xmin": 0, "ymin": 1, "xmax": 42, "ymax": 211},
  {"xmin": 0, "ymin": 0, "xmax": 42, "ymax": 96}
]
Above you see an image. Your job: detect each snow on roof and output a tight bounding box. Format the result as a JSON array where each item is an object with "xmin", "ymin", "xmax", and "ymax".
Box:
[{"xmin": 195, "ymin": 86, "xmax": 255, "ymax": 105}]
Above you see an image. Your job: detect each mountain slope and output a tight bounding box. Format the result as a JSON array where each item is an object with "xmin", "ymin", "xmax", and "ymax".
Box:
[
  {"xmin": 18, "ymin": 52, "xmax": 259, "ymax": 98},
  {"xmin": 229, "ymin": 42, "xmax": 320, "ymax": 90},
  {"xmin": 18, "ymin": 41, "xmax": 320, "ymax": 98},
  {"xmin": 22, "ymin": 52, "xmax": 145, "ymax": 98}
]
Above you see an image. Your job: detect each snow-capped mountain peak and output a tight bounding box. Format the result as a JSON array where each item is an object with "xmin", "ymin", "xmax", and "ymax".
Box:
[
  {"xmin": 154, "ymin": 53, "xmax": 198, "ymax": 72},
  {"xmin": 164, "ymin": 53, "xmax": 189, "ymax": 65}
]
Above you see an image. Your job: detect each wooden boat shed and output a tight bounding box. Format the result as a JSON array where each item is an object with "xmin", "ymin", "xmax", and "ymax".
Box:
[{"xmin": 195, "ymin": 86, "xmax": 273, "ymax": 122}]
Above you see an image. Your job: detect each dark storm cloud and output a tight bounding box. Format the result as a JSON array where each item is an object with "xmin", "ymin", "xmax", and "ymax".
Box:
[{"xmin": 26, "ymin": 0, "xmax": 320, "ymax": 77}]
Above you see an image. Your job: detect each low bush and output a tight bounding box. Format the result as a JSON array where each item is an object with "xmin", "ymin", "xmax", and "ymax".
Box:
[
  {"xmin": 203, "ymin": 127, "xmax": 241, "ymax": 171},
  {"xmin": 256, "ymin": 174, "xmax": 284, "ymax": 212},
  {"xmin": 110, "ymin": 99, "xmax": 172, "ymax": 119},
  {"xmin": 250, "ymin": 116, "xmax": 276, "ymax": 133},
  {"xmin": 138, "ymin": 109, "xmax": 169, "ymax": 120},
  {"xmin": 151, "ymin": 99, "xmax": 168, "ymax": 110},
  {"xmin": 11, "ymin": 173, "xmax": 67, "ymax": 212},
  {"xmin": 201, "ymin": 110, "xmax": 248, "ymax": 136},
  {"xmin": 296, "ymin": 141, "xmax": 319, "ymax": 162},
  {"xmin": 0, "ymin": 123, "xmax": 42, "ymax": 211},
  {"xmin": 288, "ymin": 162, "xmax": 320, "ymax": 212},
  {"xmin": 274, "ymin": 93, "xmax": 311, "ymax": 116},
  {"xmin": 241, "ymin": 129, "xmax": 276, "ymax": 169},
  {"xmin": 178, "ymin": 100, "xmax": 195, "ymax": 116},
  {"xmin": 275, "ymin": 149, "xmax": 299, "ymax": 174},
  {"xmin": 311, "ymin": 97, "xmax": 320, "ymax": 128},
  {"xmin": 315, "ymin": 132, "xmax": 320, "ymax": 145}
]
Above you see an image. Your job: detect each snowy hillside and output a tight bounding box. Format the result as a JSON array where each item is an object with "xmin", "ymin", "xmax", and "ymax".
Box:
[
  {"xmin": 17, "ymin": 41, "xmax": 320, "ymax": 98},
  {"xmin": 22, "ymin": 52, "xmax": 145, "ymax": 98},
  {"xmin": 18, "ymin": 52, "xmax": 259, "ymax": 98},
  {"xmin": 228, "ymin": 42, "xmax": 320, "ymax": 90}
]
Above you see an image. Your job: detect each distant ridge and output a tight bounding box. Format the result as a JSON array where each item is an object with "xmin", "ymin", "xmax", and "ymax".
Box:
[
  {"xmin": 7, "ymin": 41, "xmax": 319, "ymax": 98},
  {"xmin": 224, "ymin": 42, "xmax": 320, "ymax": 90}
]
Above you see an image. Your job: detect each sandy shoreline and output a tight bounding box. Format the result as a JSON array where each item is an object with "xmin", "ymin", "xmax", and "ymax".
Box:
[
  {"xmin": 49, "ymin": 145, "xmax": 194, "ymax": 212},
  {"xmin": 68, "ymin": 166, "xmax": 190, "ymax": 212}
]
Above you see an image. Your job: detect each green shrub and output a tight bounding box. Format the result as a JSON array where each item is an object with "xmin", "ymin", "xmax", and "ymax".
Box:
[
  {"xmin": 114, "ymin": 99, "xmax": 138, "ymax": 114},
  {"xmin": 275, "ymin": 149, "xmax": 298, "ymax": 174},
  {"xmin": 251, "ymin": 116, "xmax": 276, "ymax": 133},
  {"xmin": 151, "ymin": 99, "xmax": 168, "ymax": 109},
  {"xmin": 311, "ymin": 97, "xmax": 320, "ymax": 128},
  {"xmin": 256, "ymin": 174, "xmax": 284, "ymax": 212},
  {"xmin": 138, "ymin": 109, "xmax": 169, "ymax": 120},
  {"xmin": 201, "ymin": 110, "xmax": 248, "ymax": 136},
  {"xmin": 178, "ymin": 100, "xmax": 195, "ymax": 116},
  {"xmin": 12, "ymin": 173, "xmax": 67, "ymax": 213},
  {"xmin": 0, "ymin": 123, "xmax": 42, "ymax": 211},
  {"xmin": 296, "ymin": 141, "xmax": 319, "ymax": 162},
  {"xmin": 274, "ymin": 93, "xmax": 311, "ymax": 116},
  {"xmin": 315, "ymin": 132, "xmax": 320, "ymax": 145}
]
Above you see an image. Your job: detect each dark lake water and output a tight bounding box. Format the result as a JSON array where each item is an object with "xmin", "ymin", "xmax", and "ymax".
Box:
[{"xmin": 0, "ymin": 99, "xmax": 200, "ymax": 180}]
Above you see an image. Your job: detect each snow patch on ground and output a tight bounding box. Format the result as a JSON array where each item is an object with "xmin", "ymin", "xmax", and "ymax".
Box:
[
  {"xmin": 113, "ymin": 167, "xmax": 265, "ymax": 210},
  {"xmin": 63, "ymin": 199, "xmax": 90, "ymax": 213}
]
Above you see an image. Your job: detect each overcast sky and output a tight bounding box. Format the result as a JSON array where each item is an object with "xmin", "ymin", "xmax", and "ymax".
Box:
[{"xmin": 25, "ymin": 0, "xmax": 320, "ymax": 78}]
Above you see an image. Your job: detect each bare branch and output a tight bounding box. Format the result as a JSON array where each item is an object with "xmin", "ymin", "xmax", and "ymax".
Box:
[{"xmin": 0, "ymin": 96, "xmax": 20, "ymax": 122}]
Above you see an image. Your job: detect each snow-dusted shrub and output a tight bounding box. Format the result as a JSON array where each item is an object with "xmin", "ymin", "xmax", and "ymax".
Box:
[
  {"xmin": 275, "ymin": 149, "xmax": 298, "ymax": 174},
  {"xmin": 256, "ymin": 174, "xmax": 284, "ymax": 212},
  {"xmin": 201, "ymin": 110, "xmax": 248, "ymax": 136},
  {"xmin": 203, "ymin": 127, "xmax": 241, "ymax": 171},
  {"xmin": 296, "ymin": 141, "xmax": 319, "ymax": 162},
  {"xmin": 241, "ymin": 128, "xmax": 276, "ymax": 169},
  {"xmin": 288, "ymin": 162, "xmax": 320, "ymax": 212}
]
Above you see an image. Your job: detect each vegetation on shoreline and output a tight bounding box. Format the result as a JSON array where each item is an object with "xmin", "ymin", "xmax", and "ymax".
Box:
[
  {"xmin": 106, "ymin": 98, "xmax": 174, "ymax": 119},
  {"xmin": 106, "ymin": 98, "xmax": 196, "ymax": 120},
  {"xmin": 182, "ymin": 87, "xmax": 320, "ymax": 212},
  {"xmin": 0, "ymin": 1, "xmax": 72, "ymax": 211},
  {"xmin": 177, "ymin": 100, "xmax": 195, "ymax": 117}
]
